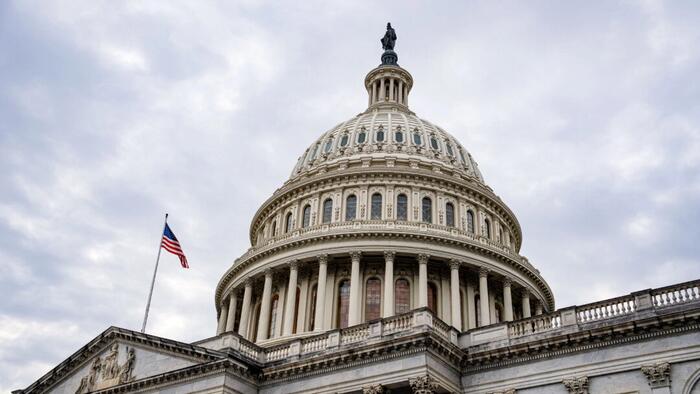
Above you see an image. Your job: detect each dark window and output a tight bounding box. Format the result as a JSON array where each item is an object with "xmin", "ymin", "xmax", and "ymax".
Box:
[
  {"xmin": 251, "ymin": 303, "xmax": 261, "ymax": 342},
  {"xmin": 376, "ymin": 129, "xmax": 385, "ymax": 142},
  {"xmin": 395, "ymin": 279, "xmax": 410, "ymax": 314},
  {"xmin": 310, "ymin": 143, "xmax": 319, "ymax": 160},
  {"xmin": 285, "ymin": 212, "xmax": 293, "ymax": 233},
  {"xmin": 337, "ymin": 280, "xmax": 351, "ymax": 329},
  {"xmin": 357, "ymin": 131, "xmax": 366, "ymax": 144},
  {"xmin": 446, "ymin": 142, "xmax": 454, "ymax": 156},
  {"xmin": 269, "ymin": 294, "xmax": 279, "ymax": 338},
  {"xmin": 430, "ymin": 136, "xmax": 439, "ymax": 150},
  {"xmin": 324, "ymin": 138, "xmax": 333, "ymax": 153},
  {"xmin": 484, "ymin": 218, "xmax": 492, "ymax": 239},
  {"xmin": 371, "ymin": 193, "xmax": 382, "ymax": 220},
  {"xmin": 446, "ymin": 202, "xmax": 455, "ymax": 227},
  {"xmin": 395, "ymin": 130, "xmax": 404, "ymax": 143},
  {"xmin": 365, "ymin": 278, "xmax": 381, "ymax": 321},
  {"xmin": 413, "ymin": 132, "xmax": 422, "ymax": 145},
  {"xmin": 340, "ymin": 134, "xmax": 349, "ymax": 147},
  {"xmin": 459, "ymin": 148, "xmax": 467, "ymax": 164},
  {"xmin": 499, "ymin": 228, "xmax": 504, "ymax": 243},
  {"xmin": 428, "ymin": 283, "xmax": 438, "ymax": 314},
  {"xmin": 322, "ymin": 199, "xmax": 333, "ymax": 223},
  {"xmin": 397, "ymin": 194, "xmax": 408, "ymax": 221},
  {"xmin": 270, "ymin": 221, "xmax": 276, "ymax": 237},
  {"xmin": 309, "ymin": 284, "xmax": 318, "ymax": 331},
  {"xmin": 422, "ymin": 197, "xmax": 432, "ymax": 223},
  {"xmin": 467, "ymin": 210, "xmax": 475, "ymax": 233},
  {"xmin": 345, "ymin": 195, "xmax": 357, "ymax": 220},
  {"xmin": 302, "ymin": 205, "xmax": 311, "ymax": 228}
]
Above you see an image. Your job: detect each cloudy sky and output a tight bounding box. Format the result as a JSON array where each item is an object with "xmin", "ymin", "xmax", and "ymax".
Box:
[{"xmin": 1, "ymin": 0, "xmax": 699, "ymax": 390}]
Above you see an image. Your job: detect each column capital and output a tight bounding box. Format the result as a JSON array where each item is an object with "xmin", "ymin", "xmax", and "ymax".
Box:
[
  {"xmin": 479, "ymin": 267, "xmax": 489, "ymax": 278},
  {"xmin": 449, "ymin": 259, "xmax": 461, "ymax": 270},
  {"xmin": 317, "ymin": 254, "xmax": 328, "ymax": 264},
  {"xmin": 244, "ymin": 277, "xmax": 254, "ymax": 287},
  {"xmin": 641, "ymin": 362, "xmax": 671, "ymax": 388},
  {"xmin": 409, "ymin": 374, "xmax": 438, "ymax": 394},
  {"xmin": 350, "ymin": 250, "xmax": 362, "ymax": 262},
  {"xmin": 503, "ymin": 277, "xmax": 512, "ymax": 287},
  {"xmin": 562, "ymin": 376, "xmax": 588, "ymax": 394},
  {"xmin": 288, "ymin": 260, "xmax": 299, "ymax": 270},
  {"xmin": 521, "ymin": 288, "xmax": 530, "ymax": 298},
  {"xmin": 417, "ymin": 253, "xmax": 430, "ymax": 264},
  {"xmin": 264, "ymin": 268, "xmax": 273, "ymax": 278},
  {"xmin": 362, "ymin": 384, "xmax": 385, "ymax": 394},
  {"xmin": 384, "ymin": 250, "xmax": 396, "ymax": 261}
]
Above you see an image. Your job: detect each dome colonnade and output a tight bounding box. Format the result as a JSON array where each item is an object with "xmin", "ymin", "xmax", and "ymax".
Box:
[{"xmin": 214, "ymin": 35, "xmax": 554, "ymax": 345}]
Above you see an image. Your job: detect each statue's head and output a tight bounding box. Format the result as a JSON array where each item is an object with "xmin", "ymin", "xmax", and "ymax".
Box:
[{"xmin": 387, "ymin": 22, "xmax": 392, "ymax": 29}]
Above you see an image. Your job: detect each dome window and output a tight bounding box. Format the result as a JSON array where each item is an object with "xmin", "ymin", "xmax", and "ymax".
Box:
[
  {"xmin": 357, "ymin": 129, "xmax": 367, "ymax": 144},
  {"xmin": 376, "ymin": 128, "xmax": 385, "ymax": 142},
  {"xmin": 302, "ymin": 205, "xmax": 311, "ymax": 228},
  {"xmin": 324, "ymin": 138, "xmax": 333, "ymax": 153},
  {"xmin": 345, "ymin": 195, "xmax": 357, "ymax": 220},
  {"xmin": 445, "ymin": 142, "xmax": 454, "ymax": 157},
  {"xmin": 340, "ymin": 134, "xmax": 349, "ymax": 147},
  {"xmin": 310, "ymin": 143, "xmax": 320, "ymax": 160},
  {"xmin": 370, "ymin": 193, "xmax": 382, "ymax": 220},
  {"xmin": 446, "ymin": 202, "xmax": 455, "ymax": 227},
  {"xmin": 422, "ymin": 197, "xmax": 432, "ymax": 223},
  {"xmin": 322, "ymin": 198, "xmax": 333, "ymax": 223},
  {"xmin": 396, "ymin": 194, "xmax": 408, "ymax": 220},
  {"xmin": 395, "ymin": 129, "xmax": 404, "ymax": 143},
  {"xmin": 430, "ymin": 135, "xmax": 440, "ymax": 151},
  {"xmin": 413, "ymin": 131, "xmax": 422, "ymax": 146},
  {"xmin": 458, "ymin": 148, "xmax": 467, "ymax": 164}
]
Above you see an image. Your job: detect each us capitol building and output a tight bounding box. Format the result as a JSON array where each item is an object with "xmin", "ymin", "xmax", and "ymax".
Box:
[{"xmin": 16, "ymin": 25, "xmax": 700, "ymax": 394}]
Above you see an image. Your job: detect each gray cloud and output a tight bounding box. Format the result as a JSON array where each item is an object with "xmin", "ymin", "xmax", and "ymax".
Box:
[{"xmin": 1, "ymin": 1, "xmax": 699, "ymax": 391}]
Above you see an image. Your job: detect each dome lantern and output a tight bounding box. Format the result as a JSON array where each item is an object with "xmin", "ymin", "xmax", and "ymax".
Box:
[{"xmin": 365, "ymin": 23, "xmax": 413, "ymax": 110}]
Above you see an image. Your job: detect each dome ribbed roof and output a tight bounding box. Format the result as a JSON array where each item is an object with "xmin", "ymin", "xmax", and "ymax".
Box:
[{"xmin": 289, "ymin": 109, "xmax": 485, "ymax": 183}]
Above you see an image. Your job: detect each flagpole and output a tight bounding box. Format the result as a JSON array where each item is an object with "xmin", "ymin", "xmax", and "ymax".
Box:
[{"xmin": 141, "ymin": 213, "xmax": 168, "ymax": 333}]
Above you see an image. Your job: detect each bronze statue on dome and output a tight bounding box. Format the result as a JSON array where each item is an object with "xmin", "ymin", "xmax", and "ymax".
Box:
[{"xmin": 381, "ymin": 23, "xmax": 396, "ymax": 51}]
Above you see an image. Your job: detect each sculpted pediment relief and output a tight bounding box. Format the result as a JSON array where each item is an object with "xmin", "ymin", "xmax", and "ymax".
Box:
[{"xmin": 75, "ymin": 344, "xmax": 135, "ymax": 394}]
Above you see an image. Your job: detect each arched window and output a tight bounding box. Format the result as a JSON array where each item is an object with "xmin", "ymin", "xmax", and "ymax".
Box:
[
  {"xmin": 357, "ymin": 129, "xmax": 367, "ymax": 144},
  {"xmin": 365, "ymin": 278, "xmax": 382, "ymax": 321},
  {"xmin": 445, "ymin": 202, "xmax": 455, "ymax": 227},
  {"xmin": 428, "ymin": 283, "xmax": 438, "ymax": 314},
  {"xmin": 309, "ymin": 284, "xmax": 318, "ymax": 331},
  {"xmin": 395, "ymin": 278, "xmax": 410, "ymax": 314},
  {"xmin": 376, "ymin": 128, "xmax": 385, "ymax": 142},
  {"xmin": 270, "ymin": 221, "xmax": 277, "ymax": 237},
  {"xmin": 310, "ymin": 143, "xmax": 320, "ymax": 160},
  {"xmin": 269, "ymin": 294, "xmax": 279, "ymax": 338},
  {"xmin": 395, "ymin": 129, "xmax": 404, "ymax": 143},
  {"xmin": 340, "ymin": 134, "xmax": 349, "ymax": 147},
  {"xmin": 345, "ymin": 195, "xmax": 357, "ymax": 220},
  {"xmin": 445, "ymin": 142, "xmax": 454, "ymax": 157},
  {"xmin": 337, "ymin": 280, "xmax": 351, "ymax": 329},
  {"xmin": 323, "ymin": 138, "xmax": 333, "ymax": 153},
  {"xmin": 484, "ymin": 218, "xmax": 492, "ymax": 239},
  {"xmin": 285, "ymin": 212, "xmax": 293, "ymax": 233},
  {"xmin": 322, "ymin": 199, "xmax": 333, "ymax": 224},
  {"xmin": 430, "ymin": 135, "xmax": 440, "ymax": 151},
  {"xmin": 413, "ymin": 131, "xmax": 422, "ymax": 145},
  {"xmin": 422, "ymin": 197, "xmax": 432, "ymax": 223},
  {"xmin": 371, "ymin": 193, "xmax": 382, "ymax": 220},
  {"xmin": 466, "ymin": 210, "xmax": 475, "ymax": 233},
  {"xmin": 302, "ymin": 205, "xmax": 311, "ymax": 228},
  {"xmin": 396, "ymin": 194, "xmax": 408, "ymax": 221}
]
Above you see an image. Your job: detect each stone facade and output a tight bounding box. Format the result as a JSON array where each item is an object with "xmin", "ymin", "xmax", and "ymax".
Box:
[{"xmin": 14, "ymin": 29, "xmax": 700, "ymax": 394}]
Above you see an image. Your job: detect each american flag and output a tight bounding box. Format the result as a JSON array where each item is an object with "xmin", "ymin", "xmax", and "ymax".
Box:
[{"xmin": 161, "ymin": 223, "xmax": 189, "ymax": 268}]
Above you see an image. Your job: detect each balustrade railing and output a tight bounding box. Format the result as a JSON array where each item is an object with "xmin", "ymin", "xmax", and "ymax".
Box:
[
  {"xmin": 652, "ymin": 280, "xmax": 700, "ymax": 307},
  {"xmin": 301, "ymin": 335, "xmax": 328, "ymax": 354},
  {"xmin": 265, "ymin": 343, "xmax": 290, "ymax": 362},
  {"xmin": 508, "ymin": 312, "xmax": 561, "ymax": 338},
  {"xmin": 340, "ymin": 324, "xmax": 370, "ymax": 345},
  {"xmin": 383, "ymin": 313, "xmax": 413, "ymax": 335},
  {"xmin": 238, "ymin": 340, "xmax": 261, "ymax": 361},
  {"xmin": 576, "ymin": 295, "xmax": 636, "ymax": 323}
]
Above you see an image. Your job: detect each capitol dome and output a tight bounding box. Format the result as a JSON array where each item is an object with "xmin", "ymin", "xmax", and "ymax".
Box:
[{"xmin": 214, "ymin": 30, "xmax": 554, "ymax": 344}]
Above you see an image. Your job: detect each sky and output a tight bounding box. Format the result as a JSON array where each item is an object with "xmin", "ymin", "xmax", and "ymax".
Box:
[{"xmin": 1, "ymin": 0, "xmax": 699, "ymax": 391}]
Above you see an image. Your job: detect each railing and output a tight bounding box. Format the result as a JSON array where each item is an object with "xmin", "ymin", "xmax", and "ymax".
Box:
[
  {"xmin": 301, "ymin": 335, "xmax": 328, "ymax": 354},
  {"xmin": 432, "ymin": 317, "xmax": 453, "ymax": 342},
  {"xmin": 509, "ymin": 312, "xmax": 561, "ymax": 338},
  {"xmin": 340, "ymin": 324, "xmax": 370, "ymax": 345},
  {"xmin": 383, "ymin": 313, "xmax": 413, "ymax": 335},
  {"xmin": 266, "ymin": 343, "xmax": 290, "ymax": 362},
  {"xmin": 576, "ymin": 295, "xmax": 636, "ymax": 323},
  {"xmin": 238, "ymin": 340, "xmax": 261, "ymax": 361},
  {"xmin": 652, "ymin": 280, "xmax": 700, "ymax": 307}
]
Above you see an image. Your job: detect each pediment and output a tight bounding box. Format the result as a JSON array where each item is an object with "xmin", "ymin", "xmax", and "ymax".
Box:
[{"xmin": 19, "ymin": 327, "xmax": 225, "ymax": 394}]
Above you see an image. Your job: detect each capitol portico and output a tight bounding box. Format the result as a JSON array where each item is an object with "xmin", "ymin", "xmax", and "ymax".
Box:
[{"xmin": 15, "ymin": 24, "xmax": 700, "ymax": 394}]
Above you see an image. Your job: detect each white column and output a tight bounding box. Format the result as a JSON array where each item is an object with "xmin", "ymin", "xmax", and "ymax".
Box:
[
  {"xmin": 379, "ymin": 78, "xmax": 385, "ymax": 101},
  {"xmin": 522, "ymin": 290, "xmax": 531, "ymax": 318},
  {"xmin": 225, "ymin": 292, "xmax": 238, "ymax": 332},
  {"xmin": 389, "ymin": 78, "xmax": 394, "ymax": 101},
  {"xmin": 372, "ymin": 82, "xmax": 377, "ymax": 105},
  {"xmin": 348, "ymin": 251, "xmax": 362, "ymax": 326},
  {"xmin": 398, "ymin": 81, "xmax": 403, "ymax": 104},
  {"xmin": 314, "ymin": 255, "xmax": 328, "ymax": 331},
  {"xmin": 256, "ymin": 269, "xmax": 273, "ymax": 341},
  {"xmin": 383, "ymin": 251, "xmax": 395, "ymax": 317},
  {"xmin": 479, "ymin": 268, "xmax": 491, "ymax": 326},
  {"xmin": 216, "ymin": 300, "xmax": 228, "ymax": 335},
  {"xmin": 283, "ymin": 261, "xmax": 299, "ymax": 336},
  {"xmin": 503, "ymin": 279, "xmax": 514, "ymax": 322},
  {"xmin": 535, "ymin": 301, "xmax": 543, "ymax": 316},
  {"xmin": 418, "ymin": 254, "xmax": 429, "ymax": 308},
  {"xmin": 238, "ymin": 279, "xmax": 253, "ymax": 338},
  {"xmin": 466, "ymin": 282, "xmax": 476, "ymax": 329},
  {"xmin": 450, "ymin": 260, "xmax": 462, "ymax": 331}
]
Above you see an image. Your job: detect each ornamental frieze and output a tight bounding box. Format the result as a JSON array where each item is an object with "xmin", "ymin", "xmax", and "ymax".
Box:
[{"xmin": 75, "ymin": 344, "xmax": 135, "ymax": 394}]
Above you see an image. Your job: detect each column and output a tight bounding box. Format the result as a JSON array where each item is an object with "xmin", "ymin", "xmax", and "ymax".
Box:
[
  {"xmin": 314, "ymin": 254, "xmax": 328, "ymax": 331},
  {"xmin": 418, "ymin": 254, "xmax": 429, "ymax": 308},
  {"xmin": 283, "ymin": 261, "xmax": 299, "ymax": 336},
  {"xmin": 479, "ymin": 268, "xmax": 490, "ymax": 326},
  {"xmin": 398, "ymin": 81, "xmax": 404, "ymax": 104},
  {"xmin": 503, "ymin": 279, "xmax": 514, "ymax": 322},
  {"xmin": 379, "ymin": 78, "xmax": 385, "ymax": 101},
  {"xmin": 367, "ymin": 87, "xmax": 371, "ymax": 107},
  {"xmin": 238, "ymin": 279, "xmax": 253, "ymax": 337},
  {"xmin": 225, "ymin": 291, "xmax": 238, "ymax": 332},
  {"xmin": 256, "ymin": 269, "xmax": 273, "ymax": 341},
  {"xmin": 522, "ymin": 289, "xmax": 531, "ymax": 318},
  {"xmin": 450, "ymin": 260, "xmax": 462, "ymax": 331},
  {"xmin": 383, "ymin": 251, "xmax": 396, "ymax": 317},
  {"xmin": 372, "ymin": 82, "xmax": 377, "ymax": 105},
  {"xmin": 216, "ymin": 300, "xmax": 228, "ymax": 335},
  {"xmin": 535, "ymin": 301, "xmax": 543, "ymax": 316},
  {"xmin": 389, "ymin": 78, "xmax": 394, "ymax": 101},
  {"xmin": 348, "ymin": 251, "xmax": 362, "ymax": 326}
]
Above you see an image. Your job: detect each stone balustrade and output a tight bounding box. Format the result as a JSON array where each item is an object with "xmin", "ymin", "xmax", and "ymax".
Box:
[
  {"xmin": 508, "ymin": 311, "xmax": 562, "ymax": 338},
  {"xmin": 651, "ymin": 280, "xmax": 700, "ymax": 307},
  {"xmin": 576, "ymin": 294, "xmax": 636, "ymax": 323}
]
